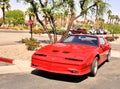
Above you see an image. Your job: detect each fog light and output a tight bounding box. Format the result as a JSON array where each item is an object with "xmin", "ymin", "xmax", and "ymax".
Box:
[
  {"xmin": 68, "ymin": 68, "xmax": 78, "ymax": 74},
  {"xmin": 32, "ymin": 64, "xmax": 38, "ymax": 67}
]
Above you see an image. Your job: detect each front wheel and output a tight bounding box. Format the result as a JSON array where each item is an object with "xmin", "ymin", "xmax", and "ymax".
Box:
[{"xmin": 90, "ymin": 57, "xmax": 98, "ymax": 77}]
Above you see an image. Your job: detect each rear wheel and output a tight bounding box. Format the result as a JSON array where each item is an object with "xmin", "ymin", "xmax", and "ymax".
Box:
[
  {"xmin": 106, "ymin": 50, "xmax": 111, "ymax": 62},
  {"xmin": 90, "ymin": 57, "xmax": 98, "ymax": 77}
]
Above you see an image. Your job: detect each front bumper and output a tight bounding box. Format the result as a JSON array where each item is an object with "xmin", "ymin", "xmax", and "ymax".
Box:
[{"xmin": 31, "ymin": 58, "xmax": 91, "ymax": 76}]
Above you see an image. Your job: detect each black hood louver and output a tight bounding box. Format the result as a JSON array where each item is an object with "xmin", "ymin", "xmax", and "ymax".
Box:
[
  {"xmin": 62, "ymin": 51, "xmax": 70, "ymax": 54},
  {"xmin": 35, "ymin": 53, "xmax": 47, "ymax": 57},
  {"xmin": 52, "ymin": 50, "xmax": 59, "ymax": 52}
]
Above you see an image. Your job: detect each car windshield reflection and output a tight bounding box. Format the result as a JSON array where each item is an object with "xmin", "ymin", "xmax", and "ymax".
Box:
[{"xmin": 61, "ymin": 35, "xmax": 98, "ymax": 46}]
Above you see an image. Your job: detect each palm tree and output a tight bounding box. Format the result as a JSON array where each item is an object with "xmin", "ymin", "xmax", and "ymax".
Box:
[
  {"xmin": 60, "ymin": 0, "xmax": 110, "ymax": 40},
  {"xmin": 25, "ymin": 7, "xmax": 35, "ymax": 39},
  {"xmin": 94, "ymin": 0, "xmax": 109, "ymax": 29},
  {"xmin": 118, "ymin": 18, "xmax": 120, "ymax": 24},
  {"xmin": 0, "ymin": 0, "xmax": 10, "ymax": 25},
  {"xmin": 110, "ymin": 15, "xmax": 116, "ymax": 24},
  {"xmin": 98, "ymin": 17, "xmax": 105, "ymax": 29},
  {"xmin": 107, "ymin": 10, "xmax": 112, "ymax": 23},
  {"xmin": 25, "ymin": 7, "xmax": 35, "ymax": 22},
  {"xmin": 17, "ymin": 0, "xmax": 110, "ymax": 43},
  {"xmin": 114, "ymin": 15, "xmax": 119, "ymax": 24}
]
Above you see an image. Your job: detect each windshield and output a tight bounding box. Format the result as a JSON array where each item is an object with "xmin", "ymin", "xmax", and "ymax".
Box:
[{"xmin": 61, "ymin": 35, "xmax": 98, "ymax": 46}]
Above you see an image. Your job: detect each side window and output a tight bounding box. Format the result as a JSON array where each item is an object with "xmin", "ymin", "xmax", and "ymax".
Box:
[
  {"xmin": 100, "ymin": 37, "xmax": 106, "ymax": 44},
  {"xmin": 62, "ymin": 36, "xmax": 74, "ymax": 43}
]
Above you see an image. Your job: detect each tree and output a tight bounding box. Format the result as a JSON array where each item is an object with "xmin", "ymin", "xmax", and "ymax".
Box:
[
  {"xmin": 94, "ymin": 0, "xmax": 109, "ymax": 29},
  {"xmin": 0, "ymin": 0, "xmax": 10, "ymax": 25},
  {"xmin": 5, "ymin": 10, "xmax": 25, "ymax": 25},
  {"xmin": 0, "ymin": 18, "xmax": 2, "ymax": 26},
  {"xmin": 61, "ymin": 0, "xmax": 109, "ymax": 39},
  {"xmin": 17, "ymin": 0, "xmax": 109, "ymax": 43},
  {"xmin": 114, "ymin": 15, "xmax": 119, "ymax": 24},
  {"xmin": 110, "ymin": 15, "xmax": 116, "ymax": 24},
  {"xmin": 25, "ymin": 7, "xmax": 36, "ymax": 39},
  {"xmin": 17, "ymin": 0, "xmax": 66, "ymax": 43},
  {"xmin": 25, "ymin": 7, "xmax": 35, "ymax": 21},
  {"xmin": 107, "ymin": 10, "xmax": 112, "ymax": 23},
  {"xmin": 95, "ymin": 0, "xmax": 109, "ymax": 19}
]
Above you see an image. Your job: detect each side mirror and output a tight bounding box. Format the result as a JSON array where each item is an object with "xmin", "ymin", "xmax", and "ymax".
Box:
[
  {"xmin": 100, "ymin": 44, "xmax": 104, "ymax": 51},
  {"xmin": 56, "ymin": 40, "xmax": 61, "ymax": 43}
]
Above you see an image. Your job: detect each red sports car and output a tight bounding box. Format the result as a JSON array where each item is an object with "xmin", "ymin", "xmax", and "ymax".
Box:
[
  {"xmin": 31, "ymin": 34, "xmax": 111, "ymax": 76},
  {"xmin": 70, "ymin": 28, "xmax": 87, "ymax": 34}
]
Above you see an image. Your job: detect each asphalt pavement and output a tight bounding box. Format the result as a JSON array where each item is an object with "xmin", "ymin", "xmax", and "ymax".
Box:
[{"xmin": 0, "ymin": 30, "xmax": 120, "ymax": 89}]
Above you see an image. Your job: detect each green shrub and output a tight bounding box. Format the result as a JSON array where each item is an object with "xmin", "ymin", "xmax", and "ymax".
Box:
[
  {"xmin": 105, "ymin": 36, "xmax": 115, "ymax": 41},
  {"xmin": 33, "ymin": 30, "xmax": 46, "ymax": 34},
  {"xmin": 114, "ymin": 36, "xmax": 119, "ymax": 39},
  {"xmin": 0, "ymin": 18, "xmax": 2, "ymax": 26},
  {"xmin": 55, "ymin": 27, "xmax": 65, "ymax": 35},
  {"xmin": 22, "ymin": 38, "xmax": 40, "ymax": 51},
  {"xmin": 48, "ymin": 27, "xmax": 53, "ymax": 33},
  {"xmin": 21, "ymin": 38, "xmax": 29, "ymax": 43},
  {"xmin": 105, "ymin": 36, "xmax": 119, "ymax": 41},
  {"xmin": 105, "ymin": 24, "xmax": 120, "ymax": 34},
  {"xmin": 13, "ymin": 26, "xmax": 21, "ymax": 30}
]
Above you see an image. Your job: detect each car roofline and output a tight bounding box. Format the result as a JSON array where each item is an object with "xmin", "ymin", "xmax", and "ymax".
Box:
[{"xmin": 70, "ymin": 34, "xmax": 99, "ymax": 38}]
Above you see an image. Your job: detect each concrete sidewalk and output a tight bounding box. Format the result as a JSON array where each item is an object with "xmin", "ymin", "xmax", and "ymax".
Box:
[{"xmin": 0, "ymin": 60, "xmax": 34, "ymax": 74}]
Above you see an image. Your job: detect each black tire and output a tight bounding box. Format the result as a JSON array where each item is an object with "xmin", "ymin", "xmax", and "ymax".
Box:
[
  {"xmin": 106, "ymin": 50, "xmax": 111, "ymax": 62},
  {"xmin": 90, "ymin": 57, "xmax": 98, "ymax": 77}
]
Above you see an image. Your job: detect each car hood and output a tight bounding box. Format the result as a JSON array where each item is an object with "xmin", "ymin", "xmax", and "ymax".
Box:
[{"xmin": 34, "ymin": 43, "xmax": 98, "ymax": 60}]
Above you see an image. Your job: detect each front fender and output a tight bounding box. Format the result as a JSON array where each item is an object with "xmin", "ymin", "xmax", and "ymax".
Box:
[{"xmin": 85, "ymin": 51, "xmax": 99, "ymax": 66}]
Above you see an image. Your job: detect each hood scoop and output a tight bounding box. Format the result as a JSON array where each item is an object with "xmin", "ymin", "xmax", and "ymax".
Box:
[
  {"xmin": 52, "ymin": 49, "xmax": 70, "ymax": 54},
  {"xmin": 62, "ymin": 51, "xmax": 70, "ymax": 54},
  {"xmin": 52, "ymin": 50, "xmax": 59, "ymax": 52}
]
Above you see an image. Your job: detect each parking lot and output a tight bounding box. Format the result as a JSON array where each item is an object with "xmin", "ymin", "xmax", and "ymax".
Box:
[
  {"xmin": 0, "ymin": 56, "xmax": 120, "ymax": 89},
  {"xmin": 0, "ymin": 30, "xmax": 120, "ymax": 89}
]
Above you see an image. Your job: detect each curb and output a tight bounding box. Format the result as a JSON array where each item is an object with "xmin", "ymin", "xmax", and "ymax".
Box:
[
  {"xmin": 0, "ymin": 57, "xmax": 13, "ymax": 64},
  {"xmin": 0, "ymin": 43, "xmax": 19, "ymax": 46}
]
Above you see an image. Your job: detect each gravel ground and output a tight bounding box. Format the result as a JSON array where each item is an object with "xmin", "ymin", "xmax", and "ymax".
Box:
[
  {"xmin": 0, "ymin": 44, "xmax": 36, "ymax": 61},
  {"xmin": 0, "ymin": 31, "xmax": 50, "ymax": 61}
]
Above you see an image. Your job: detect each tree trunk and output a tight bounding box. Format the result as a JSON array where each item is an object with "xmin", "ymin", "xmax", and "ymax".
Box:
[
  {"xmin": 111, "ymin": 29, "xmax": 115, "ymax": 39},
  {"xmin": 2, "ymin": 6, "xmax": 5, "ymax": 25},
  {"xmin": 29, "ymin": 16, "xmax": 33, "ymax": 39},
  {"xmin": 48, "ymin": 16, "xmax": 58, "ymax": 43},
  {"xmin": 30, "ymin": 1, "xmax": 53, "ymax": 44},
  {"xmin": 60, "ymin": 16, "xmax": 74, "ymax": 40}
]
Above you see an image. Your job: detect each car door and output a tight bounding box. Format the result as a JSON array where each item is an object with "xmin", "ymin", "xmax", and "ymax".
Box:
[{"xmin": 99, "ymin": 37, "xmax": 108, "ymax": 63}]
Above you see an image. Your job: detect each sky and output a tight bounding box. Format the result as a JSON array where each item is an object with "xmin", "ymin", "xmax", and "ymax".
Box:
[
  {"xmin": 9, "ymin": 0, "xmax": 29, "ymax": 11},
  {"xmin": 107, "ymin": 0, "xmax": 120, "ymax": 16},
  {"xmin": 0, "ymin": 0, "xmax": 120, "ymax": 19},
  {"xmin": 0, "ymin": 0, "xmax": 29, "ymax": 17}
]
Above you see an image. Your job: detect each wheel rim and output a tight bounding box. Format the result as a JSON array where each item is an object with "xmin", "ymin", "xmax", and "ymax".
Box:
[
  {"xmin": 108, "ymin": 51, "xmax": 111, "ymax": 61},
  {"xmin": 94, "ymin": 60, "xmax": 98, "ymax": 74}
]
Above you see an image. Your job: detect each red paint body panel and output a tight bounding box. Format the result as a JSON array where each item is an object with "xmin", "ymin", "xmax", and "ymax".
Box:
[
  {"xmin": 31, "ymin": 58, "xmax": 90, "ymax": 75},
  {"xmin": 31, "ymin": 34, "xmax": 111, "ymax": 76}
]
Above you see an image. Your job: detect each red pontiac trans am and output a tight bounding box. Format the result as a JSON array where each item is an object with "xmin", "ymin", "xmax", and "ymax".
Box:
[
  {"xmin": 31, "ymin": 34, "xmax": 111, "ymax": 76},
  {"xmin": 70, "ymin": 28, "xmax": 87, "ymax": 34}
]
